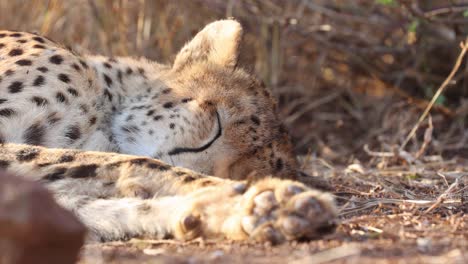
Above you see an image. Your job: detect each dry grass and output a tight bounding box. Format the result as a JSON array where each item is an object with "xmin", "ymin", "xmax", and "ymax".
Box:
[{"xmin": 0, "ymin": 0, "xmax": 467, "ymax": 263}]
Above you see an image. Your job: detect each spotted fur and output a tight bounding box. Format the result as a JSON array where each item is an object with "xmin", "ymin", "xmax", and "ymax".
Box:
[{"xmin": 0, "ymin": 20, "xmax": 337, "ymax": 242}]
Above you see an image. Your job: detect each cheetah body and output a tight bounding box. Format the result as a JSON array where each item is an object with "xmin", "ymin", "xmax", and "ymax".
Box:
[{"xmin": 0, "ymin": 20, "xmax": 337, "ymax": 242}]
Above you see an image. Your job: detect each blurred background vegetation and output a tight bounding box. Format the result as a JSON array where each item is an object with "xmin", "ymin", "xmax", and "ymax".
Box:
[{"xmin": 1, "ymin": 0, "xmax": 467, "ymax": 164}]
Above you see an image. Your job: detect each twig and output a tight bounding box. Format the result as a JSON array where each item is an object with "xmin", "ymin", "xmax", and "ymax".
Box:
[
  {"xmin": 363, "ymin": 144, "xmax": 394, "ymax": 157},
  {"xmin": 423, "ymin": 4, "xmax": 468, "ymax": 18},
  {"xmin": 415, "ymin": 115, "xmax": 433, "ymax": 159},
  {"xmin": 339, "ymin": 197, "xmax": 462, "ymax": 216},
  {"xmin": 363, "ymin": 144, "xmax": 418, "ymax": 164},
  {"xmin": 437, "ymin": 172, "xmax": 450, "ymax": 187},
  {"xmin": 424, "ymin": 176, "xmax": 461, "ymax": 214},
  {"xmin": 400, "ymin": 37, "xmax": 468, "ymax": 150}
]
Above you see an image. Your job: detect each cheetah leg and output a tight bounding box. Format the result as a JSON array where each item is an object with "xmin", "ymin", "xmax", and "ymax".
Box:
[
  {"xmin": 0, "ymin": 143, "xmax": 226, "ymax": 198},
  {"xmin": 0, "ymin": 143, "xmax": 338, "ymax": 242},
  {"xmin": 55, "ymin": 178, "xmax": 337, "ymax": 243},
  {"xmin": 170, "ymin": 178, "xmax": 338, "ymax": 243},
  {"xmin": 55, "ymin": 195, "xmax": 196, "ymax": 241}
]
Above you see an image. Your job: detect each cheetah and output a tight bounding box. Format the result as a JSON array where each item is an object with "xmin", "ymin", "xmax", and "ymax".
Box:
[{"xmin": 0, "ymin": 20, "xmax": 337, "ymax": 243}]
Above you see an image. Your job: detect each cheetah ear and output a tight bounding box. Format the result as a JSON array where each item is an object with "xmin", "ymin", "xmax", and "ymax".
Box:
[{"xmin": 173, "ymin": 19, "xmax": 243, "ymax": 71}]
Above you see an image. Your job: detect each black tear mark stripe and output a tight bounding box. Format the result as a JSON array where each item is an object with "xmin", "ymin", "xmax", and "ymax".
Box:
[{"xmin": 168, "ymin": 110, "xmax": 222, "ymax": 156}]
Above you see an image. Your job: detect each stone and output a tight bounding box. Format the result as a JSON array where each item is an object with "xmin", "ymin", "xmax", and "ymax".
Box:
[{"xmin": 0, "ymin": 171, "xmax": 86, "ymax": 264}]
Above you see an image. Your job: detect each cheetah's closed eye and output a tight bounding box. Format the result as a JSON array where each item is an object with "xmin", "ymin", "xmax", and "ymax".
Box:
[{"xmin": 0, "ymin": 20, "xmax": 337, "ymax": 243}]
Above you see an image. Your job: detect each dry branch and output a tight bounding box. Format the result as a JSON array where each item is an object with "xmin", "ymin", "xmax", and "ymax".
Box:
[{"xmin": 400, "ymin": 37, "xmax": 468, "ymax": 151}]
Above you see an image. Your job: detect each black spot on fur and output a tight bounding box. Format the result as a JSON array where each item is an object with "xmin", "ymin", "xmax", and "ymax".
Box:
[
  {"xmin": 37, "ymin": 162, "xmax": 52, "ymax": 167},
  {"xmin": 33, "ymin": 75, "xmax": 45, "ymax": 86},
  {"xmin": 163, "ymin": 102, "xmax": 174, "ymax": 108},
  {"xmin": 47, "ymin": 112, "xmax": 61, "ymax": 125},
  {"xmin": 32, "ymin": 36, "xmax": 45, "ymax": 43},
  {"xmin": 275, "ymin": 158, "xmax": 284, "ymax": 171},
  {"xmin": 183, "ymin": 175, "xmax": 196, "ymax": 182},
  {"xmin": 153, "ymin": 115, "xmax": 163, "ymax": 121},
  {"xmin": 89, "ymin": 116, "xmax": 97, "ymax": 125},
  {"xmin": 0, "ymin": 160, "xmax": 10, "ymax": 169},
  {"xmin": 31, "ymin": 96, "xmax": 48, "ymax": 106},
  {"xmin": 175, "ymin": 171, "xmax": 187, "ymax": 177},
  {"xmin": 58, "ymin": 154, "xmax": 75, "ymax": 163},
  {"xmin": 8, "ymin": 48, "xmax": 23, "ymax": 56},
  {"xmin": 16, "ymin": 148, "xmax": 40, "ymax": 162},
  {"xmin": 8, "ymin": 81, "xmax": 23, "ymax": 93},
  {"xmin": 129, "ymin": 158, "xmax": 148, "ymax": 165},
  {"xmin": 79, "ymin": 59, "xmax": 89, "ymax": 69},
  {"xmin": 251, "ymin": 115, "xmax": 261, "ymax": 126},
  {"xmin": 37, "ymin": 66, "xmax": 48, "ymax": 73},
  {"xmin": 169, "ymin": 123, "xmax": 175, "ymax": 129},
  {"xmin": 126, "ymin": 67, "xmax": 133, "ymax": 74},
  {"xmin": 162, "ymin": 88, "xmax": 171, "ymax": 94},
  {"xmin": 79, "ymin": 105, "xmax": 88, "ymax": 114},
  {"xmin": 146, "ymin": 110, "xmax": 155, "ymax": 116},
  {"xmin": 65, "ymin": 125, "xmax": 81, "ymax": 142},
  {"xmin": 103, "ymin": 62, "xmax": 112, "ymax": 69},
  {"xmin": 103, "ymin": 74, "xmax": 113, "ymax": 87},
  {"xmin": 24, "ymin": 123, "xmax": 45, "ymax": 145},
  {"xmin": 181, "ymin": 98, "xmax": 193, "ymax": 103},
  {"xmin": 33, "ymin": 44, "xmax": 46, "ymax": 49},
  {"xmin": 5, "ymin": 69, "xmax": 14, "ymax": 76},
  {"xmin": 0, "ymin": 98, "xmax": 7, "ymax": 104},
  {"xmin": 58, "ymin": 73, "xmax": 70, "ymax": 83},
  {"xmin": 55, "ymin": 92, "xmax": 68, "ymax": 103},
  {"xmin": 15, "ymin": 59, "xmax": 32, "ymax": 66},
  {"xmin": 68, "ymin": 164, "xmax": 98, "ymax": 178},
  {"xmin": 17, "ymin": 39, "xmax": 27, "ymax": 43},
  {"xmin": 42, "ymin": 167, "xmax": 67, "ymax": 181},
  {"xmin": 10, "ymin": 33, "xmax": 22, "ymax": 37},
  {"xmin": 146, "ymin": 161, "xmax": 170, "ymax": 170},
  {"xmin": 104, "ymin": 89, "xmax": 113, "ymax": 101},
  {"xmin": 71, "ymin": 63, "xmax": 81, "ymax": 72},
  {"xmin": 0, "ymin": 43, "xmax": 5, "ymax": 49},
  {"xmin": 49, "ymin": 54, "xmax": 63, "ymax": 64},
  {"xmin": 117, "ymin": 70, "xmax": 123, "ymax": 84},
  {"xmin": 0, "ymin": 108, "xmax": 15, "ymax": 117},
  {"xmin": 0, "ymin": 33, "xmax": 6, "ymax": 38},
  {"xmin": 67, "ymin": 87, "xmax": 79, "ymax": 97}
]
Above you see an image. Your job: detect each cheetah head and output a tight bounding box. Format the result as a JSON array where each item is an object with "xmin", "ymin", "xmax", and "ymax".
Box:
[{"xmin": 122, "ymin": 20, "xmax": 299, "ymax": 180}]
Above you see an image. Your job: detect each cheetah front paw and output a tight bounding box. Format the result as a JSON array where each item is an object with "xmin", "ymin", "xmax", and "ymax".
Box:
[
  {"xmin": 235, "ymin": 179, "xmax": 338, "ymax": 243},
  {"xmin": 174, "ymin": 179, "xmax": 338, "ymax": 243}
]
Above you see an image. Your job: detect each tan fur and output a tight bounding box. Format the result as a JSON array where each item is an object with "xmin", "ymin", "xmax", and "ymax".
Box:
[{"xmin": 0, "ymin": 20, "xmax": 337, "ymax": 242}]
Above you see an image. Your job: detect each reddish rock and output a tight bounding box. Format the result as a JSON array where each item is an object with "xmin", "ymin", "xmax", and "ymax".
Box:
[{"xmin": 0, "ymin": 171, "xmax": 86, "ymax": 264}]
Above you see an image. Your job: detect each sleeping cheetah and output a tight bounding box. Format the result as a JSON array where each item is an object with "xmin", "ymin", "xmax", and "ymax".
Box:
[{"xmin": 0, "ymin": 20, "xmax": 337, "ymax": 243}]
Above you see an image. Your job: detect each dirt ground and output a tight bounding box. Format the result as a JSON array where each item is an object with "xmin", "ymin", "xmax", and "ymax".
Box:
[{"xmin": 79, "ymin": 159, "xmax": 467, "ymax": 264}]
